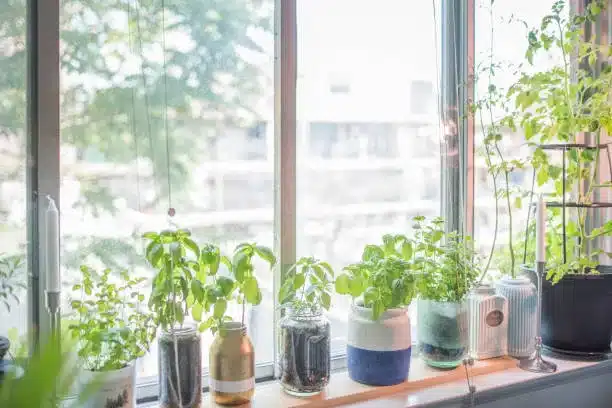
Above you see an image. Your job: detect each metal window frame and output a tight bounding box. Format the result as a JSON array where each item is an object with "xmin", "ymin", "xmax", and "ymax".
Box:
[{"xmin": 27, "ymin": 0, "xmax": 61, "ymax": 350}]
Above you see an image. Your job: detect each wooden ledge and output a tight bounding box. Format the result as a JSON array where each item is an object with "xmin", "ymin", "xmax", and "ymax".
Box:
[{"xmin": 204, "ymin": 357, "xmax": 516, "ymax": 408}]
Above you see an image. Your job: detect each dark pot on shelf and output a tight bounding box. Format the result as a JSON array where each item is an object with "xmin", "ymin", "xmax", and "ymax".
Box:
[
  {"xmin": 279, "ymin": 306, "xmax": 330, "ymax": 396},
  {"xmin": 524, "ymin": 265, "xmax": 612, "ymax": 355},
  {"xmin": 158, "ymin": 325, "xmax": 202, "ymax": 408}
]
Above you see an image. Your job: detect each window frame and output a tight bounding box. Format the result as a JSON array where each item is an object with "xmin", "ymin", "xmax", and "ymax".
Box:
[{"xmin": 25, "ymin": 0, "xmax": 478, "ymax": 402}]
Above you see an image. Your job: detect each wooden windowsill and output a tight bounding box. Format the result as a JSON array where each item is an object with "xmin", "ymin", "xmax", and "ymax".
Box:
[{"xmin": 201, "ymin": 357, "xmax": 516, "ymax": 408}]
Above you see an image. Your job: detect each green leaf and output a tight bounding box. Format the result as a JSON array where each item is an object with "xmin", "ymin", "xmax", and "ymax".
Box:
[
  {"xmin": 243, "ymin": 277, "xmax": 261, "ymax": 305},
  {"xmin": 362, "ymin": 245, "xmax": 384, "ymax": 262},
  {"xmin": 514, "ymin": 196, "xmax": 522, "ymax": 209},
  {"xmin": 214, "ymin": 299, "xmax": 227, "ymax": 319},
  {"xmin": 349, "ymin": 275, "xmax": 365, "ymax": 297},
  {"xmin": 293, "ymin": 273, "xmax": 306, "ymax": 290},
  {"xmin": 335, "ymin": 274, "xmax": 351, "ymax": 295},
  {"xmin": 217, "ymin": 276, "xmax": 235, "ymax": 297},
  {"xmin": 321, "ymin": 292, "xmax": 331, "ymax": 310},
  {"xmin": 182, "ymin": 238, "xmax": 200, "ymax": 257},
  {"xmin": 253, "ymin": 246, "xmax": 276, "ymax": 265},
  {"xmin": 192, "ymin": 303, "xmax": 203, "ymax": 321},
  {"xmin": 537, "ymin": 167, "xmax": 549, "ymax": 186},
  {"xmin": 191, "ymin": 279, "xmax": 204, "ymax": 302},
  {"xmin": 372, "ymin": 300, "xmax": 384, "ymax": 320},
  {"xmin": 319, "ymin": 261, "xmax": 334, "ymax": 277},
  {"xmin": 401, "ymin": 241, "xmax": 413, "ymax": 260}
]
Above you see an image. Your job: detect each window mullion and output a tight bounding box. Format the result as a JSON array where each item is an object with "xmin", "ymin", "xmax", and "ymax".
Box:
[
  {"xmin": 26, "ymin": 0, "xmax": 61, "ymax": 350},
  {"xmin": 273, "ymin": 0, "xmax": 298, "ymax": 379}
]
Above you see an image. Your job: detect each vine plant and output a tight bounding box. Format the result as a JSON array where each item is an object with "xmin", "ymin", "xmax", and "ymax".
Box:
[{"xmin": 505, "ymin": 0, "xmax": 612, "ymax": 280}]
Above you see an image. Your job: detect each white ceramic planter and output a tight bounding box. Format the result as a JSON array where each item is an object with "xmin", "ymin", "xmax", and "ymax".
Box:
[
  {"xmin": 468, "ymin": 284, "xmax": 508, "ymax": 360},
  {"xmin": 81, "ymin": 363, "xmax": 136, "ymax": 408},
  {"xmin": 346, "ymin": 304, "xmax": 411, "ymax": 386},
  {"xmin": 495, "ymin": 276, "xmax": 537, "ymax": 358}
]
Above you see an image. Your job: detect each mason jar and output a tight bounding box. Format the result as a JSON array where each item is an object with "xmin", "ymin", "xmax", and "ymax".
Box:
[
  {"xmin": 158, "ymin": 325, "xmax": 202, "ymax": 408},
  {"xmin": 209, "ymin": 322, "xmax": 255, "ymax": 406},
  {"xmin": 279, "ymin": 306, "xmax": 331, "ymax": 396}
]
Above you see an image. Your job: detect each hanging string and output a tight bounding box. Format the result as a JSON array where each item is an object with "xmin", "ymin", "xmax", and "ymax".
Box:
[
  {"xmin": 133, "ymin": 0, "xmax": 158, "ymax": 209},
  {"xmin": 160, "ymin": 0, "xmax": 174, "ymax": 217},
  {"xmin": 126, "ymin": 0, "xmax": 143, "ymax": 230}
]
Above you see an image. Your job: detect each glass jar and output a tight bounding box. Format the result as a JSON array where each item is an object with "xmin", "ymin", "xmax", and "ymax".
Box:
[
  {"xmin": 417, "ymin": 298, "xmax": 468, "ymax": 368},
  {"xmin": 279, "ymin": 306, "xmax": 331, "ymax": 396},
  {"xmin": 209, "ymin": 322, "xmax": 255, "ymax": 406},
  {"xmin": 158, "ymin": 325, "xmax": 202, "ymax": 408}
]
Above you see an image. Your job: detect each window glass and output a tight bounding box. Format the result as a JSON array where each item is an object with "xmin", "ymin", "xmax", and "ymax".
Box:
[
  {"xmin": 0, "ymin": 0, "xmax": 28, "ymax": 352},
  {"xmin": 296, "ymin": 0, "xmax": 442, "ymax": 353},
  {"xmin": 59, "ymin": 0, "xmax": 274, "ymax": 381},
  {"xmin": 474, "ymin": 0, "xmax": 567, "ymax": 272}
]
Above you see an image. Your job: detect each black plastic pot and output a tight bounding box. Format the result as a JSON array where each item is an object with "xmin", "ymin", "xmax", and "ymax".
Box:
[{"xmin": 526, "ymin": 266, "xmax": 612, "ymax": 354}]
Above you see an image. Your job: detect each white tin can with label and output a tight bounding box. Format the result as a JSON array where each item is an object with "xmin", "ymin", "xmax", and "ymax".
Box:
[{"xmin": 468, "ymin": 284, "xmax": 508, "ymax": 359}]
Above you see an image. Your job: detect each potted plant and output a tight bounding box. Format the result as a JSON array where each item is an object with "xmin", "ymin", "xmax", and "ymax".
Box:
[
  {"xmin": 207, "ymin": 242, "xmax": 275, "ymax": 406},
  {"xmin": 144, "ymin": 229, "xmax": 209, "ymax": 408},
  {"xmin": 0, "ymin": 253, "xmax": 25, "ymax": 381},
  {"xmin": 335, "ymin": 233, "xmax": 417, "ymax": 386},
  {"xmin": 470, "ymin": 14, "xmax": 538, "ymax": 357},
  {"xmin": 414, "ymin": 217, "xmax": 479, "ymax": 368},
  {"xmin": 278, "ymin": 256, "xmax": 334, "ymax": 396},
  {"xmin": 506, "ymin": 0, "xmax": 612, "ymax": 356},
  {"xmin": 67, "ymin": 265, "xmax": 156, "ymax": 408}
]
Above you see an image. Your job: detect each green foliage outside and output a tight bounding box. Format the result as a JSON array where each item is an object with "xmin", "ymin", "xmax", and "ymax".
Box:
[{"xmin": 0, "ymin": 0, "xmax": 271, "ymax": 271}]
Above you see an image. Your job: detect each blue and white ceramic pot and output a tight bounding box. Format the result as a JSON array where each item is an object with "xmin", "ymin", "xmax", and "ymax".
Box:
[
  {"xmin": 495, "ymin": 276, "xmax": 537, "ymax": 358},
  {"xmin": 347, "ymin": 304, "xmax": 411, "ymax": 386}
]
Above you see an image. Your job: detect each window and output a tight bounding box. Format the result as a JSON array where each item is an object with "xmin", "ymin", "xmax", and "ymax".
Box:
[
  {"xmin": 0, "ymin": 0, "xmax": 28, "ymax": 353},
  {"xmin": 59, "ymin": 0, "xmax": 274, "ymax": 385},
  {"xmin": 296, "ymin": 0, "xmax": 443, "ymax": 355}
]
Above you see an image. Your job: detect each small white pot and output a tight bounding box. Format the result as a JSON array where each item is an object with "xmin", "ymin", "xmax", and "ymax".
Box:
[
  {"xmin": 495, "ymin": 276, "xmax": 537, "ymax": 358},
  {"xmin": 81, "ymin": 363, "xmax": 136, "ymax": 408},
  {"xmin": 468, "ymin": 284, "xmax": 508, "ymax": 359}
]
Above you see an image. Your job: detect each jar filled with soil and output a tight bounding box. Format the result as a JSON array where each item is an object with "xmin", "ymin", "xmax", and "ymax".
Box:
[
  {"xmin": 417, "ymin": 299, "xmax": 468, "ymax": 368},
  {"xmin": 159, "ymin": 325, "xmax": 202, "ymax": 408},
  {"xmin": 279, "ymin": 306, "xmax": 330, "ymax": 396}
]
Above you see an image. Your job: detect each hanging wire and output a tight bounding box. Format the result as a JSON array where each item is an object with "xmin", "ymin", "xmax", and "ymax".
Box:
[{"xmin": 160, "ymin": 0, "xmax": 174, "ymax": 217}]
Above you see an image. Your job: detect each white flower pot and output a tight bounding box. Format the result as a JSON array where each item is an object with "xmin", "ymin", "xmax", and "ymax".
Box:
[
  {"xmin": 495, "ymin": 276, "xmax": 537, "ymax": 358},
  {"xmin": 346, "ymin": 304, "xmax": 411, "ymax": 386},
  {"xmin": 81, "ymin": 363, "xmax": 136, "ymax": 408}
]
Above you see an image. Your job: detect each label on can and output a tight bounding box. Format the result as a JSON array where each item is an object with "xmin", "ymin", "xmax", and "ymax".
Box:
[
  {"xmin": 209, "ymin": 377, "xmax": 255, "ymax": 393},
  {"xmin": 485, "ymin": 309, "xmax": 504, "ymax": 327}
]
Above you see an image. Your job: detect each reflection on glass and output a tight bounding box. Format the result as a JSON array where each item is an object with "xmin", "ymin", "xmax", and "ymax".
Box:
[
  {"xmin": 59, "ymin": 0, "xmax": 274, "ymax": 379},
  {"xmin": 0, "ymin": 1, "xmax": 28, "ymax": 353},
  {"xmin": 296, "ymin": 0, "xmax": 442, "ymax": 354}
]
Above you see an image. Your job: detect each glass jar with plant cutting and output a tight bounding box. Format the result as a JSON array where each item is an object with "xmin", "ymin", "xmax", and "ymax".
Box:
[
  {"xmin": 414, "ymin": 217, "xmax": 479, "ymax": 368},
  {"xmin": 208, "ymin": 242, "xmax": 275, "ymax": 406},
  {"xmin": 277, "ymin": 256, "xmax": 334, "ymax": 396},
  {"xmin": 335, "ymin": 234, "xmax": 417, "ymax": 386},
  {"xmin": 144, "ymin": 229, "xmax": 211, "ymax": 408},
  {"xmin": 68, "ymin": 265, "xmax": 156, "ymax": 408}
]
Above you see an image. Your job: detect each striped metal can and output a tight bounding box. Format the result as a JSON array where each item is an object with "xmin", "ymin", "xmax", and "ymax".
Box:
[{"xmin": 209, "ymin": 322, "xmax": 255, "ymax": 406}]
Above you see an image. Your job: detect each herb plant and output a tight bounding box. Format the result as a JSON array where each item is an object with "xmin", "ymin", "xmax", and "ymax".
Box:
[
  {"xmin": 0, "ymin": 253, "xmax": 25, "ymax": 313},
  {"xmin": 279, "ymin": 256, "xmax": 334, "ymax": 312},
  {"xmin": 229, "ymin": 242, "xmax": 276, "ymax": 326},
  {"xmin": 335, "ymin": 234, "xmax": 417, "ymax": 320},
  {"xmin": 412, "ymin": 216, "xmax": 480, "ymax": 303},
  {"xmin": 68, "ymin": 265, "xmax": 156, "ymax": 371},
  {"xmin": 504, "ymin": 0, "xmax": 612, "ymax": 280},
  {"xmin": 144, "ymin": 229, "xmax": 206, "ymax": 330}
]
